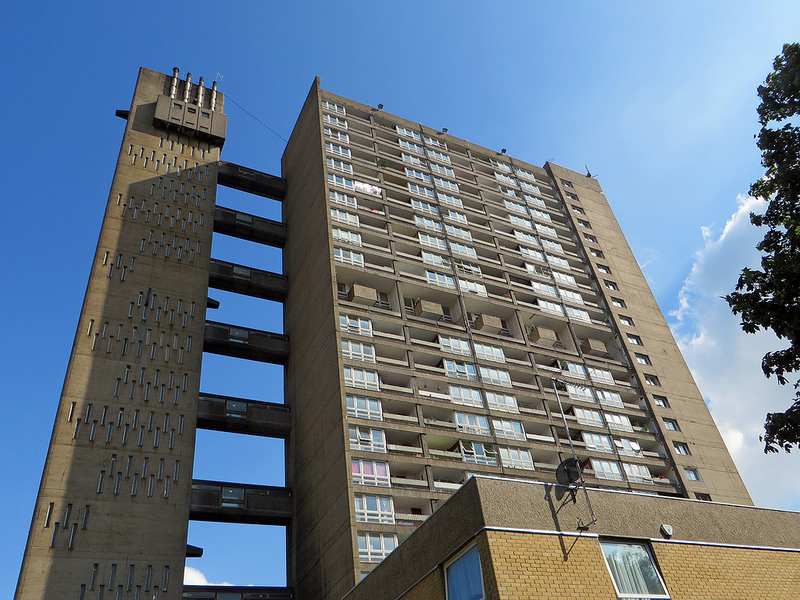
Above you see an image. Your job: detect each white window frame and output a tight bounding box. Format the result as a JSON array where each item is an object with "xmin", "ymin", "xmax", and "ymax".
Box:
[
  {"xmin": 328, "ymin": 173, "xmax": 355, "ymax": 190},
  {"xmin": 446, "ymin": 209, "xmax": 468, "ymax": 224},
  {"xmin": 532, "ymin": 281, "xmax": 558, "ymax": 297},
  {"xmin": 346, "ymin": 395, "xmax": 382, "ymax": 420},
  {"xmin": 358, "ymin": 532, "xmax": 397, "ymax": 562},
  {"xmin": 458, "ymin": 279, "xmax": 488, "ymax": 297},
  {"xmin": 430, "ymin": 163, "xmax": 454, "ymax": 177},
  {"xmin": 623, "ymin": 463, "xmax": 652, "ymax": 484},
  {"xmin": 615, "ymin": 438, "xmax": 642, "ymax": 457},
  {"xmin": 560, "ymin": 289, "xmax": 584, "ymax": 305},
  {"xmin": 324, "ymin": 127, "xmax": 349, "ymax": 143},
  {"xmin": 419, "ymin": 232, "xmax": 448, "ymax": 251},
  {"xmin": 445, "ymin": 223, "xmax": 472, "ymax": 240},
  {"xmin": 449, "ymin": 385, "xmax": 484, "ymax": 407},
  {"xmin": 349, "ymin": 426, "xmax": 386, "ymax": 452},
  {"xmin": 504, "ymin": 199, "xmax": 528, "ymax": 213},
  {"xmin": 479, "ymin": 366, "xmax": 512, "ymax": 388},
  {"xmin": 408, "ymin": 182, "xmax": 436, "ymax": 199},
  {"xmin": 606, "ymin": 412, "xmax": 633, "ymax": 432},
  {"xmin": 344, "ymin": 367, "xmax": 380, "ymax": 391},
  {"xmin": 588, "ymin": 367, "xmax": 615, "ymax": 385},
  {"xmin": 596, "ymin": 389, "xmax": 624, "ymax": 408},
  {"xmin": 540, "ymin": 238, "xmax": 564, "ymax": 253},
  {"xmin": 450, "ymin": 242, "xmax": 477, "ymax": 258},
  {"xmin": 321, "ymin": 99, "xmax": 346, "ymax": 115},
  {"xmin": 322, "ymin": 114, "xmax": 347, "ymax": 128},
  {"xmin": 334, "ymin": 247, "xmax": 364, "ymax": 267},
  {"xmin": 514, "ymin": 230, "xmax": 538, "ymax": 245},
  {"xmin": 422, "ymin": 250, "xmax": 451, "ymax": 268},
  {"xmin": 341, "ymin": 339, "xmax": 376, "ymax": 362},
  {"xmin": 583, "ymin": 432, "xmax": 614, "ymax": 453},
  {"xmin": 332, "ymin": 227, "xmax": 362, "ymax": 246},
  {"xmin": 684, "ymin": 467, "xmax": 701, "ymax": 481},
  {"xmin": 405, "ymin": 167, "xmax": 431, "ymax": 183},
  {"xmin": 329, "ymin": 190, "xmax": 357, "ymax": 208},
  {"xmin": 396, "ymin": 125, "xmax": 421, "ymax": 141},
  {"xmin": 575, "ymin": 407, "xmax": 604, "ymax": 428},
  {"xmin": 402, "ymin": 152, "xmax": 424, "ymax": 166},
  {"xmin": 460, "ymin": 440, "xmax": 498, "ymax": 466},
  {"xmin": 514, "ymin": 167, "xmax": 536, "ymax": 181},
  {"xmin": 538, "ymin": 299, "xmax": 564, "ymax": 316},
  {"xmin": 434, "ymin": 177, "xmax": 459, "ymax": 192},
  {"xmin": 553, "ymin": 271, "xmax": 577, "ymax": 286},
  {"xmin": 565, "ymin": 306, "xmax": 591, "ymax": 322},
  {"xmin": 444, "ymin": 359, "xmax": 478, "ymax": 381},
  {"xmin": 530, "ymin": 207, "xmax": 551, "ymax": 222},
  {"xmin": 415, "ymin": 215, "xmax": 443, "ymax": 232},
  {"xmin": 455, "ymin": 412, "xmax": 490, "ymax": 436},
  {"xmin": 399, "ymin": 138, "xmax": 425, "ymax": 154},
  {"xmin": 411, "ymin": 199, "xmax": 439, "ymax": 214},
  {"xmin": 427, "ymin": 149, "xmax": 450, "ymax": 163},
  {"xmin": 325, "ymin": 142, "xmax": 351, "ymax": 158},
  {"xmin": 351, "ymin": 459, "xmax": 390, "ymax": 486},
  {"xmin": 509, "ymin": 214, "xmax": 533, "ymax": 229},
  {"xmin": 591, "ymin": 458, "xmax": 623, "ymax": 481},
  {"xmin": 437, "ymin": 192, "xmax": 463, "ymax": 208},
  {"xmin": 498, "ymin": 446, "xmax": 534, "ymax": 469},
  {"xmin": 524, "ymin": 193, "xmax": 546, "ymax": 208},
  {"xmin": 439, "ymin": 335, "xmax": 471, "ymax": 356},
  {"xmin": 340, "ymin": 314, "xmax": 372, "ymax": 337},
  {"xmin": 522, "ymin": 248, "xmax": 545, "ymax": 262},
  {"xmin": 567, "ymin": 384, "xmax": 594, "ymax": 403},
  {"xmin": 492, "ymin": 418, "xmax": 525, "ymax": 441},
  {"xmin": 427, "ymin": 270, "xmax": 456, "ymax": 289},
  {"xmin": 354, "ymin": 494, "xmax": 394, "ymax": 524},
  {"xmin": 473, "ymin": 342, "xmax": 505, "ymax": 363}
]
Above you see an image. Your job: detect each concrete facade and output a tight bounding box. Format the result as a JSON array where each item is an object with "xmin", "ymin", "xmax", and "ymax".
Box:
[
  {"xmin": 19, "ymin": 68, "xmax": 754, "ymax": 600},
  {"xmin": 17, "ymin": 68, "xmax": 225, "ymax": 600}
]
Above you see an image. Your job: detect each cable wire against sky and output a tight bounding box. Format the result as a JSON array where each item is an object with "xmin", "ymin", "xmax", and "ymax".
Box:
[{"xmin": 225, "ymin": 94, "xmax": 288, "ymax": 143}]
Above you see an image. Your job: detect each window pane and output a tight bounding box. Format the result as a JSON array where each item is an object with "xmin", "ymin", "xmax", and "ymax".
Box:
[
  {"xmin": 600, "ymin": 541, "xmax": 668, "ymax": 597},
  {"xmin": 446, "ymin": 545, "xmax": 484, "ymax": 600}
]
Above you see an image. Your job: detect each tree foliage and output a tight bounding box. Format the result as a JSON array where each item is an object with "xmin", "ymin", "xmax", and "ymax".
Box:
[{"xmin": 726, "ymin": 43, "xmax": 800, "ymax": 453}]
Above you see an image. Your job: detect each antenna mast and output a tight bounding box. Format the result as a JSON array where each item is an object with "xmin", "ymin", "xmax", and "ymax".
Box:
[{"xmin": 552, "ymin": 377, "xmax": 597, "ymax": 529}]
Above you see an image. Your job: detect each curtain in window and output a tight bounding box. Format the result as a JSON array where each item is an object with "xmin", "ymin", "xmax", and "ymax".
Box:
[
  {"xmin": 601, "ymin": 542, "xmax": 667, "ymax": 597},
  {"xmin": 446, "ymin": 545, "xmax": 484, "ymax": 600}
]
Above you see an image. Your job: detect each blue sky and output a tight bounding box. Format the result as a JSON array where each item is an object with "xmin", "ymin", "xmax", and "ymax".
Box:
[{"xmin": 3, "ymin": 0, "xmax": 800, "ymax": 590}]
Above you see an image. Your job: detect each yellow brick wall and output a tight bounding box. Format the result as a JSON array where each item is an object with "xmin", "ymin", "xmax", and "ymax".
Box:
[
  {"xmin": 480, "ymin": 530, "xmax": 618, "ymax": 599},
  {"xmin": 392, "ymin": 531, "xmax": 800, "ymax": 600},
  {"xmin": 398, "ymin": 569, "xmax": 444, "ymax": 600},
  {"xmin": 653, "ymin": 541, "xmax": 800, "ymax": 599}
]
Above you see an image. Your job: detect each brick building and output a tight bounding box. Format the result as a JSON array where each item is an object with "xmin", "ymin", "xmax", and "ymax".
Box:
[{"xmin": 345, "ymin": 477, "xmax": 800, "ymax": 600}]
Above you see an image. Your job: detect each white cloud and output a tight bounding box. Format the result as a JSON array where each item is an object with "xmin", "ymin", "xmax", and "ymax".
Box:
[
  {"xmin": 670, "ymin": 194, "xmax": 800, "ymax": 511},
  {"xmin": 183, "ymin": 566, "xmax": 234, "ymax": 586}
]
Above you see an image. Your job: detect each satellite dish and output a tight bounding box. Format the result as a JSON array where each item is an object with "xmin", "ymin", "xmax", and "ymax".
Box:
[{"xmin": 556, "ymin": 458, "xmax": 582, "ymax": 485}]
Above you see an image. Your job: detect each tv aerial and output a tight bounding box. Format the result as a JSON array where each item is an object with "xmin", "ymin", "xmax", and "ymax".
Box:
[{"xmin": 551, "ymin": 377, "xmax": 597, "ymax": 529}]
